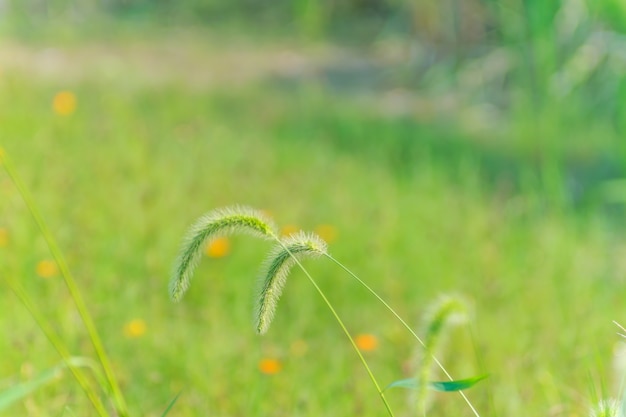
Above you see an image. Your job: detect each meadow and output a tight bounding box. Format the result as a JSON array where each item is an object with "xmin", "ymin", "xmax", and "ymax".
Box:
[{"xmin": 2, "ymin": 3, "xmax": 626, "ymax": 416}]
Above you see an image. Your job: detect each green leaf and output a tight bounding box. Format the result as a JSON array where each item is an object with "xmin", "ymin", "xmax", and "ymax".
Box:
[
  {"xmin": 0, "ymin": 357, "xmax": 103, "ymax": 411},
  {"xmin": 429, "ymin": 374, "xmax": 488, "ymax": 391},
  {"xmin": 161, "ymin": 391, "xmax": 182, "ymax": 417},
  {"xmin": 384, "ymin": 374, "xmax": 488, "ymax": 392}
]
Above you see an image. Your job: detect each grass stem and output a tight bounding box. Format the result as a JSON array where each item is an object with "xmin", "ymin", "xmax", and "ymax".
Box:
[
  {"xmin": 0, "ymin": 149, "xmax": 129, "ymax": 416},
  {"xmin": 273, "ymin": 235, "xmax": 396, "ymax": 417},
  {"xmin": 3, "ymin": 275, "xmax": 110, "ymax": 416},
  {"xmin": 325, "ymin": 254, "xmax": 481, "ymax": 417}
]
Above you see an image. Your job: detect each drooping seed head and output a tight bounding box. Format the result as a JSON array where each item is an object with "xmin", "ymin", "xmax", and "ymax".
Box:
[
  {"xmin": 414, "ymin": 294, "xmax": 470, "ymax": 415},
  {"xmin": 255, "ymin": 231, "xmax": 328, "ymax": 335},
  {"xmin": 169, "ymin": 206, "xmax": 277, "ymax": 302},
  {"xmin": 421, "ymin": 294, "xmax": 469, "ymax": 350}
]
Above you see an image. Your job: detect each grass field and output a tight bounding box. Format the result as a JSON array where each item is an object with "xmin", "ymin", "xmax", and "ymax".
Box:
[{"xmin": 1, "ymin": 29, "xmax": 626, "ymax": 417}]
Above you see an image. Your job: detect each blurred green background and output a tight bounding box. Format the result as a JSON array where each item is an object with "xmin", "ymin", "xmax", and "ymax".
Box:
[{"xmin": 2, "ymin": 0, "xmax": 626, "ymax": 416}]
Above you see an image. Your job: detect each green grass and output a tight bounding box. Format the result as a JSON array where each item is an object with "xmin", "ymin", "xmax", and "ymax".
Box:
[{"xmin": 1, "ymin": 36, "xmax": 625, "ymax": 416}]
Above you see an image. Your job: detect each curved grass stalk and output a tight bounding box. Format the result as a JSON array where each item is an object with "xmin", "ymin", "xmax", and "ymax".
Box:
[
  {"xmin": 255, "ymin": 232, "xmax": 327, "ymax": 334},
  {"xmin": 0, "ymin": 148, "xmax": 127, "ymax": 416},
  {"xmin": 4, "ymin": 275, "xmax": 110, "ymax": 417},
  {"xmin": 415, "ymin": 295, "xmax": 469, "ymax": 416},
  {"xmin": 324, "ymin": 254, "xmax": 481, "ymax": 417},
  {"xmin": 170, "ymin": 206, "xmax": 276, "ymax": 302}
]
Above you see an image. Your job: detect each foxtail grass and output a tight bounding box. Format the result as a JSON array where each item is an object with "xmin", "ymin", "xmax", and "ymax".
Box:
[
  {"xmin": 170, "ymin": 206, "xmax": 483, "ymax": 417},
  {"xmin": 170, "ymin": 206, "xmax": 396, "ymax": 416},
  {"xmin": 170, "ymin": 206, "xmax": 276, "ymax": 302},
  {"xmin": 325, "ymin": 255, "xmax": 481, "ymax": 417},
  {"xmin": 413, "ymin": 295, "xmax": 469, "ymax": 416},
  {"xmin": 255, "ymin": 231, "xmax": 327, "ymax": 334}
]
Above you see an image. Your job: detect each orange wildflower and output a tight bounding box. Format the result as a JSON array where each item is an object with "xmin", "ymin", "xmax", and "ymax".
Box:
[
  {"xmin": 0, "ymin": 228, "xmax": 7, "ymax": 247},
  {"xmin": 36, "ymin": 260, "xmax": 58, "ymax": 278},
  {"xmin": 123, "ymin": 319, "xmax": 147, "ymax": 338},
  {"xmin": 258, "ymin": 358, "xmax": 282, "ymax": 375},
  {"xmin": 52, "ymin": 91, "xmax": 77, "ymax": 116},
  {"xmin": 315, "ymin": 224, "xmax": 337, "ymax": 243},
  {"xmin": 355, "ymin": 334, "xmax": 378, "ymax": 352},
  {"xmin": 205, "ymin": 237, "xmax": 230, "ymax": 258}
]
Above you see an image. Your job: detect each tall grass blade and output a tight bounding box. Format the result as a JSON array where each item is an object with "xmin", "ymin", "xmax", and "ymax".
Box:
[
  {"xmin": 3, "ymin": 274, "xmax": 109, "ymax": 416},
  {"xmin": 160, "ymin": 391, "xmax": 182, "ymax": 417},
  {"xmin": 0, "ymin": 357, "xmax": 106, "ymax": 412},
  {"xmin": 0, "ymin": 148, "xmax": 123, "ymax": 416}
]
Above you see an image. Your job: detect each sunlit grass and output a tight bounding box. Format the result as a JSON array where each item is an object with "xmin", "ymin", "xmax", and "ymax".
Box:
[{"xmin": 0, "ymin": 57, "xmax": 625, "ymax": 416}]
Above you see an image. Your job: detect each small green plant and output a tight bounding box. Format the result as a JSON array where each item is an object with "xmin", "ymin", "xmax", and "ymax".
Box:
[{"xmin": 170, "ymin": 205, "xmax": 485, "ymax": 416}]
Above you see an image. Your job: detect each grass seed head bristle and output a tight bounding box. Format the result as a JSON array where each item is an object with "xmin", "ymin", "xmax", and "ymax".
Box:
[
  {"xmin": 169, "ymin": 206, "xmax": 277, "ymax": 302},
  {"xmin": 422, "ymin": 294, "xmax": 469, "ymax": 349},
  {"xmin": 589, "ymin": 399, "xmax": 621, "ymax": 417},
  {"xmin": 255, "ymin": 231, "xmax": 327, "ymax": 334}
]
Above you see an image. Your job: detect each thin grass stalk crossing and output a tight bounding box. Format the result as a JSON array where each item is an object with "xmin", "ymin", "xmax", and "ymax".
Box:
[
  {"xmin": 3, "ymin": 275, "xmax": 109, "ymax": 417},
  {"xmin": 415, "ymin": 295, "xmax": 468, "ymax": 416},
  {"xmin": 272, "ymin": 236, "xmax": 396, "ymax": 417},
  {"xmin": 324, "ymin": 254, "xmax": 481, "ymax": 417},
  {"xmin": 0, "ymin": 149, "xmax": 129, "ymax": 417}
]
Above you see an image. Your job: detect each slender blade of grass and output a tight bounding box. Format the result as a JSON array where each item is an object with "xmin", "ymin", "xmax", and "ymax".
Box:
[
  {"xmin": 0, "ymin": 357, "xmax": 105, "ymax": 411},
  {"xmin": 384, "ymin": 374, "xmax": 488, "ymax": 392},
  {"xmin": 160, "ymin": 391, "xmax": 182, "ymax": 417},
  {"xmin": 2, "ymin": 274, "xmax": 109, "ymax": 415},
  {"xmin": 0, "ymin": 148, "xmax": 125, "ymax": 416}
]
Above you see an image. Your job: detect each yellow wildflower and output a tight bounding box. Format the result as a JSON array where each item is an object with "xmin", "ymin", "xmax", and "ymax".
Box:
[
  {"xmin": 52, "ymin": 91, "xmax": 77, "ymax": 116},
  {"xmin": 36, "ymin": 260, "xmax": 58, "ymax": 278},
  {"xmin": 123, "ymin": 319, "xmax": 147, "ymax": 338},
  {"xmin": 315, "ymin": 224, "xmax": 337, "ymax": 243},
  {"xmin": 258, "ymin": 358, "xmax": 282, "ymax": 375},
  {"xmin": 290, "ymin": 339, "xmax": 308, "ymax": 357},
  {"xmin": 0, "ymin": 228, "xmax": 7, "ymax": 247},
  {"xmin": 205, "ymin": 237, "xmax": 230, "ymax": 258},
  {"xmin": 355, "ymin": 334, "xmax": 378, "ymax": 352},
  {"xmin": 280, "ymin": 224, "xmax": 299, "ymax": 237}
]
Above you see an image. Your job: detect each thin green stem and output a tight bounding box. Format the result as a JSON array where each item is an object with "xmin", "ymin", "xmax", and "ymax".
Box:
[
  {"xmin": 272, "ymin": 235, "xmax": 395, "ymax": 417},
  {"xmin": 0, "ymin": 150, "xmax": 129, "ymax": 416},
  {"xmin": 325, "ymin": 254, "xmax": 481, "ymax": 417},
  {"xmin": 4, "ymin": 275, "xmax": 110, "ymax": 416}
]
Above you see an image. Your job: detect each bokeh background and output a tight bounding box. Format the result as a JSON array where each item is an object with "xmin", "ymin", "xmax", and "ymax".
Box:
[{"xmin": 2, "ymin": 0, "xmax": 626, "ymax": 416}]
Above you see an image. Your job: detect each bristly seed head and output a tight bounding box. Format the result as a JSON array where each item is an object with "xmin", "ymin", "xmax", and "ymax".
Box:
[
  {"xmin": 413, "ymin": 294, "xmax": 470, "ymax": 415},
  {"xmin": 255, "ymin": 231, "xmax": 328, "ymax": 335},
  {"xmin": 169, "ymin": 206, "xmax": 277, "ymax": 302}
]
